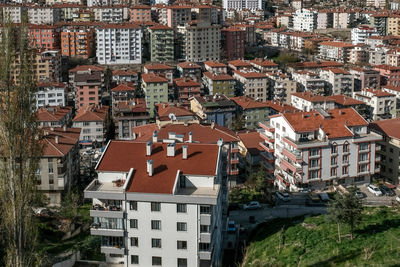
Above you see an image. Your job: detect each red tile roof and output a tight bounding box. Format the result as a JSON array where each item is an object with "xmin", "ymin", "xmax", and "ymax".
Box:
[
  {"xmin": 322, "ymin": 67, "xmax": 350, "ymax": 75},
  {"xmin": 155, "ymin": 103, "xmax": 196, "ymax": 121},
  {"xmin": 142, "ymin": 73, "xmax": 168, "ymax": 83},
  {"xmin": 111, "ymin": 83, "xmax": 135, "ymax": 92},
  {"xmin": 371, "ymin": 118, "xmax": 400, "ymax": 140},
  {"xmin": 292, "ymin": 92, "xmax": 332, "ymax": 103},
  {"xmin": 42, "ymin": 127, "xmax": 81, "ymax": 157},
  {"xmin": 328, "ymin": 95, "xmax": 364, "ymax": 106},
  {"xmin": 230, "ymin": 96, "xmax": 270, "ymax": 110},
  {"xmin": 233, "ymin": 70, "xmax": 267, "ymax": 79},
  {"xmin": 177, "ymin": 62, "xmax": 201, "ymax": 69},
  {"xmin": 383, "ymin": 84, "xmax": 400, "ymax": 93},
  {"xmin": 144, "ymin": 63, "xmax": 174, "ymax": 71},
  {"xmin": 97, "ymin": 141, "xmax": 220, "ymax": 194},
  {"xmin": 250, "ymin": 58, "xmax": 278, "ymax": 68},
  {"xmin": 37, "ymin": 106, "xmax": 72, "ymax": 122},
  {"xmin": 364, "ymin": 88, "xmax": 395, "ymax": 97},
  {"xmin": 228, "ymin": 59, "xmax": 252, "ymax": 67},
  {"xmin": 174, "ymin": 78, "xmax": 200, "ymax": 87},
  {"xmin": 69, "ymin": 65, "xmax": 104, "ymax": 73},
  {"xmin": 203, "ymin": 71, "xmax": 234, "ymax": 81},
  {"xmin": 238, "ymin": 131, "xmax": 263, "ymax": 156},
  {"xmin": 112, "ymin": 69, "xmax": 138, "ymax": 76},
  {"xmin": 73, "ymin": 105, "xmax": 109, "ymax": 122},
  {"xmin": 149, "ymin": 24, "xmax": 173, "ymax": 30},
  {"xmin": 204, "ymin": 61, "xmax": 227, "ymax": 68}
]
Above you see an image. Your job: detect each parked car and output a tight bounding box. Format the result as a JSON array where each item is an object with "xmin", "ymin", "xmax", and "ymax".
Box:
[
  {"xmin": 309, "ymin": 193, "xmax": 320, "ymax": 202},
  {"xmin": 243, "ymin": 201, "xmax": 262, "ymax": 210},
  {"xmin": 379, "ymin": 185, "xmax": 396, "ymax": 196},
  {"xmin": 227, "ymin": 220, "xmax": 236, "ymax": 234},
  {"xmin": 319, "ymin": 192, "xmax": 330, "ymax": 202},
  {"xmin": 368, "ymin": 184, "xmax": 383, "ymax": 196},
  {"xmin": 355, "ymin": 191, "xmax": 366, "ymax": 199},
  {"xmin": 276, "ymin": 191, "xmax": 291, "ymax": 202},
  {"xmin": 396, "ymin": 196, "xmax": 400, "ymax": 203}
]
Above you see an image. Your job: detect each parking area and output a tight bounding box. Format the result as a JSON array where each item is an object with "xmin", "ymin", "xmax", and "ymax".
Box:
[{"xmin": 358, "ymin": 184, "xmax": 399, "ymax": 206}]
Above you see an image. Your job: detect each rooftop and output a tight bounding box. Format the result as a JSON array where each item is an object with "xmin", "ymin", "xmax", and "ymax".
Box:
[
  {"xmin": 371, "ymin": 118, "xmax": 400, "ymax": 140},
  {"xmin": 155, "ymin": 103, "xmax": 196, "ymax": 121},
  {"xmin": 37, "ymin": 106, "xmax": 72, "ymax": 122},
  {"xmin": 231, "ymin": 96, "xmax": 270, "ymax": 110},
  {"xmin": 142, "ymin": 73, "xmax": 168, "ymax": 83},
  {"xmin": 292, "ymin": 92, "xmax": 333, "ymax": 103},
  {"xmin": 144, "ymin": 63, "xmax": 174, "ymax": 71},
  {"xmin": 73, "ymin": 105, "xmax": 109, "ymax": 122},
  {"xmin": 177, "ymin": 62, "xmax": 201, "ymax": 69},
  {"xmin": 42, "ymin": 127, "xmax": 81, "ymax": 157},
  {"xmin": 238, "ymin": 131, "xmax": 263, "ymax": 156}
]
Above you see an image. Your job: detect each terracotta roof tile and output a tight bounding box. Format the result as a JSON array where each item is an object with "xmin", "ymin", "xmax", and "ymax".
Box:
[
  {"xmin": 328, "ymin": 95, "xmax": 364, "ymax": 106},
  {"xmin": 144, "ymin": 63, "xmax": 174, "ymax": 71},
  {"xmin": 142, "ymin": 73, "xmax": 168, "ymax": 83},
  {"xmin": 42, "ymin": 127, "xmax": 81, "ymax": 157},
  {"xmin": 230, "ymin": 96, "xmax": 270, "ymax": 110},
  {"xmin": 371, "ymin": 118, "xmax": 400, "ymax": 140},
  {"xmin": 238, "ymin": 131, "xmax": 263, "ymax": 155},
  {"xmin": 203, "ymin": 72, "xmax": 234, "ymax": 81},
  {"xmin": 177, "ymin": 62, "xmax": 201, "ymax": 69},
  {"xmin": 155, "ymin": 103, "xmax": 196, "ymax": 121},
  {"xmin": 111, "ymin": 83, "xmax": 135, "ymax": 92},
  {"xmin": 204, "ymin": 60, "xmax": 227, "ymax": 68},
  {"xmin": 73, "ymin": 105, "xmax": 109, "ymax": 122}
]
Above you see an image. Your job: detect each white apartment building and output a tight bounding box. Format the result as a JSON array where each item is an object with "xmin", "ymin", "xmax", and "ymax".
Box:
[
  {"xmin": 84, "ymin": 141, "xmax": 225, "ymax": 267},
  {"xmin": 95, "ymin": 7, "xmax": 125, "ymax": 23},
  {"xmin": 353, "ymin": 89, "xmax": 396, "ymax": 120},
  {"xmin": 319, "ymin": 41, "xmax": 355, "ymax": 63},
  {"xmin": 351, "ymin": 25, "xmax": 378, "ymax": 44},
  {"xmin": 259, "ymin": 108, "xmax": 381, "ymax": 191},
  {"xmin": 1, "ymin": 5, "xmax": 26, "ymax": 23},
  {"xmin": 292, "ymin": 71, "xmax": 326, "ymax": 95},
  {"xmin": 222, "ymin": 0, "xmax": 263, "ymax": 11},
  {"xmin": 36, "ymin": 82, "xmax": 66, "ymax": 108},
  {"xmin": 96, "ymin": 24, "xmax": 142, "ymax": 65},
  {"xmin": 292, "ymin": 9, "xmax": 317, "ymax": 32},
  {"xmin": 177, "ymin": 21, "xmax": 220, "ymax": 62},
  {"xmin": 369, "ymin": 47, "xmax": 388, "ymax": 65},
  {"xmin": 320, "ymin": 68, "xmax": 354, "ymax": 95},
  {"xmin": 333, "ymin": 11, "xmax": 355, "ymax": 29},
  {"xmin": 291, "ymin": 92, "xmax": 335, "ymax": 111},
  {"xmin": 316, "ymin": 11, "xmax": 332, "ymax": 29},
  {"xmin": 27, "ymin": 6, "xmax": 61, "ymax": 24}
]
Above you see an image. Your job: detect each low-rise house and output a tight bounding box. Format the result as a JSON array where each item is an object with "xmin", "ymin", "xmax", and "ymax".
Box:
[
  {"xmin": 112, "ymin": 69, "xmax": 139, "ymax": 85},
  {"xmin": 204, "ymin": 61, "xmax": 227, "ymax": 74},
  {"xmin": 37, "ymin": 106, "xmax": 73, "ymax": 127}
]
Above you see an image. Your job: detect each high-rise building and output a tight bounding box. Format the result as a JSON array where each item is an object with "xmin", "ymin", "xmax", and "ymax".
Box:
[{"xmin": 149, "ymin": 25, "xmax": 174, "ymax": 62}]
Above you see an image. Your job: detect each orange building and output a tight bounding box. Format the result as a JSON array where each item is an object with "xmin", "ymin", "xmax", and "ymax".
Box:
[
  {"xmin": 28, "ymin": 24, "xmax": 61, "ymax": 50},
  {"xmin": 129, "ymin": 5, "xmax": 151, "ymax": 22},
  {"xmin": 61, "ymin": 26, "xmax": 94, "ymax": 59}
]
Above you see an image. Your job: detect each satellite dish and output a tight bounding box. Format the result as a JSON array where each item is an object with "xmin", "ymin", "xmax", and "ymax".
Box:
[{"xmin": 168, "ymin": 113, "xmax": 177, "ymax": 121}]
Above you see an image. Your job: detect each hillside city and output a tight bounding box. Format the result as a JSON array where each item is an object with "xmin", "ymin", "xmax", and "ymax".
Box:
[{"xmin": 3, "ymin": 0, "xmax": 400, "ymax": 265}]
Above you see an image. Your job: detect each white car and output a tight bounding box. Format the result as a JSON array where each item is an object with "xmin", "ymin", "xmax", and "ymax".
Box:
[
  {"xmin": 243, "ymin": 201, "xmax": 262, "ymax": 210},
  {"xmin": 396, "ymin": 196, "xmax": 400, "ymax": 203},
  {"xmin": 276, "ymin": 191, "xmax": 291, "ymax": 202},
  {"xmin": 368, "ymin": 184, "xmax": 383, "ymax": 196}
]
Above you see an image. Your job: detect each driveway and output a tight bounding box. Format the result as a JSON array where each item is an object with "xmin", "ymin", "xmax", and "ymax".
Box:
[{"xmin": 358, "ymin": 185, "xmax": 399, "ymax": 206}]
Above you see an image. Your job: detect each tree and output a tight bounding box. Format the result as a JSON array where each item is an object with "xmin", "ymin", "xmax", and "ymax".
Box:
[
  {"xmin": 104, "ymin": 67, "xmax": 113, "ymax": 92},
  {"xmin": 134, "ymin": 86, "xmax": 145, "ymax": 98},
  {"xmin": 232, "ymin": 115, "xmax": 245, "ymax": 131},
  {"xmin": 59, "ymin": 189, "xmax": 81, "ymax": 226},
  {"xmin": 327, "ymin": 187, "xmax": 363, "ymax": 242},
  {"xmin": 0, "ymin": 20, "xmax": 43, "ymax": 266}
]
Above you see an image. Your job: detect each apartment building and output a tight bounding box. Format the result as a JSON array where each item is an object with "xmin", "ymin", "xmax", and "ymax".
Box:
[
  {"xmin": 202, "ymin": 72, "xmax": 236, "ymax": 97},
  {"xmin": 143, "ymin": 63, "xmax": 174, "ymax": 85},
  {"xmin": 232, "ymin": 69, "xmax": 268, "ymax": 101},
  {"xmin": 112, "ymin": 69, "xmax": 139, "ymax": 85},
  {"xmin": 238, "ymin": 131, "xmax": 264, "ymax": 177},
  {"xmin": 129, "ymin": 5, "xmax": 151, "ymax": 22},
  {"xmin": 177, "ymin": 62, "xmax": 202, "ymax": 83},
  {"xmin": 350, "ymin": 67, "xmax": 380, "ymax": 91},
  {"xmin": 72, "ymin": 104, "xmax": 109, "ymax": 146},
  {"xmin": 387, "ymin": 48, "xmax": 400, "ymax": 67},
  {"xmin": 69, "ymin": 65, "xmax": 104, "ymax": 88},
  {"xmin": 155, "ymin": 104, "xmax": 199, "ymax": 125},
  {"xmin": 204, "ymin": 61, "xmax": 227, "ymax": 74},
  {"xmin": 141, "ymin": 73, "xmax": 168, "ymax": 117},
  {"xmin": 27, "ymin": 5, "xmax": 61, "ymax": 24},
  {"xmin": 370, "ymin": 13, "xmax": 387, "ymax": 36},
  {"xmin": 177, "ymin": 21, "xmax": 220, "ymax": 62},
  {"xmin": 291, "ymin": 92, "xmax": 335, "ymax": 111},
  {"xmin": 353, "ymin": 89, "xmax": 396, "ymax": 120},
  {"xmin": 292, "ymin": 71, "xmax": 326, "ymax": 95},
  {"xmin": 28, "ymin": 24, "xmax": 60, "ymax": 50},
  {"xmin": 0, "ymin": 5, "xmax": 26, "ymax": 23},
  {"xmin": 192, "ymin": 5, "xmax": 219, "ymax": 25},
  {"xmin": 165, "ymin": 5, "xmax": 191, "ymax": 29},
  {"xmin": 266, "ymin": 72, "xmax": 297, "ymax": 104},
  {"xmin": 351, "ymin": 25, "xmax": 378, "ymax": 44},
  {"xmin": 260, "ymin": 108, "xmax": 381, "ymax": 191},
  {"xmin": 61, "ymin": 26, "xmax": 95, "ymax": 59},
  {"xmin": 387, "ymin": 14, "xmax": 400, "ymax": 36},
  {"xmin": 40, "ymin": 127, "xmax": 80, "ymax": 206},
  {"xmin": 36, "ymin": 82, "xmax": 67, "ymax": 108},
  {"xmin": 37, "ymin": 106, "xmax": 73, "ymax": 127},
  {"xmin": 228, "ymin": 59, "xmax": 252, "ymax": 72},
  {"xmin": 316, "ymin": 10, "xmax": 333, "ymax": 29},
  {"xmin": 84, "ymin": 141, "xmax": 225, "ymax": 266},
  {"xmin": 74, "ymin": 69, "xmax": 103, "ymax": 108},
  {"xmin": 190, "ymin": 95, "xmax": 236, "ymax": 128},
  {"xmin": 96, "ymin": 23, "xmax": 142, "ymax": 65},
  {"xmin": 292, "ymin": 9, "xmax": 317, "ymax": 32},
  {"xmin": 231, "ymin": 96, "xmax": 271, "ymax": 129},
  {"xmin": 332, "ymin": 10, "xmax": 355, "ymax": 29},
  {"xmin": 250, "ymin": 58, "xmax": 278, "ymax": 73},
  {"xmin": 382, "ymin": 85, "xmax": 400, "ymax": 111},
  {"xmin": 319, "ymin": 68, "xmax": 354, "ymax": 95},
  {"xmin": 222, "ymin": 0, "xmax": 263, "ymax": 11},
  {"xmin": 374, "ymin": 64, "xmax": 400, "ymax": 86},
  {"xmin": 370, "ymin": 118, "xmax": 400, "ymax": 184},
  {"xmin": 149, "ymin": 25, "xmax": 174, "ymax": 63},
  {"xmin": 318, "ymin": 41, "xmax": 355, "ymax": 63},
  {"xmin": 95, "ymin": 6, "xmax": 125, "ymax": 23},
  {"xmin": 221, "ymin": 28, "xmax": 245, "ymax": 61},
  {"xmin": 174, "ymin": 78, "xmax": 201, "ymax": 107}
]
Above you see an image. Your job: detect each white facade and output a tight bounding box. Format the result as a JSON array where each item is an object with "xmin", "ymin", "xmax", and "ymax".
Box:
[
  {"xmin": 351, "ymin": 26, "xmax": 378, "ymax": 44},
  {"xmin": 96, "ymin": 7, "xmax": 125, "ymax": 23},
  {"xmin": 72, "ymin": 121, "xmax": 106, "ymax": 143},
  {"xmin": 96, "ymin": 25, "xmax": 142, "ymax": 65},
  {"xmin": 27, "ymin": 7, "xmax": 61, "ymax": 24},
  {"xmin": 222, "ymin": 0, "xmax": 263, "ymax": 11},
  {"xmin": 1, "ymin": 6, "xmax": 25, "ymax": 23},
  {"xmin": 36, "ymin": 84, "xmax": 66, "ymax": 108},
  {"xmin": 320, "ymin": 69, "xmax": 354, "ymax": 95},
  {"xmin": 292, "ymin": 9, "xmax": 317, "ymax": 32},
  {"xmin": 353, "ymin": 89, "xmax": 396, "ymax": 120},
  {"xmin": 291, "ymin": 94, "xmax": 335, "ymax": 111}
]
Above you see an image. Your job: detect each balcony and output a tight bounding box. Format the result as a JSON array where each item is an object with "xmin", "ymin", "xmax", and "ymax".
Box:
[
  {"xmin": 282, "ymin": 148, "xmax": 302, "ymax": 163},
  {"xmin": 58, "ymin": 177, "xmax": 65, "ymax": 189},
  {"xmin": 281, "ymin": 158, "xmax": 302, "ymax": 174},
  {"xmin": 230, "ymin": 157, "xmax": 239, "ymax": 164},
  {"xmin": 84, "ymin": 179, "xmax": 126, "ymax": 200},
  {"xmin": 100, "ymin": 246, "xmax": 125, "ymax": 254},
  {"xmin": 90, "ymin": 205, "xmax": 124, "ymax": 219},
  {"xmin": 199, "ymin": 251, "xmax": 211, "ymax": 260},
  {"xmin": 230, "ymin": 169, "xmax": 239, "ymax": 175},
  {"xmin": 260, "ymin": 151, "xmax": 274, "ymax": 162},
  {"xmin": 283, "ymin": 136, "xmax": 329, "ymax": 149},
  {"xmin": 200, "ymin": 214, "xmax": 211, "ymax": 225},
  {"xmin": 259, "ymin": 142, "xmax": 274, "ymax": 153},
  {"xmin": 276, "ymin": 173, "xmax": 290, "ymax": 187},
  {"xmin": 258, "ymin": 121, "xmax": 275, "ymax": 132},
  {"xmin": 376, "ymin": 145, "xmax": 381, "ymax": 151},
  {"xmin": 90, "ymin": 227, "xmax": 124, "ymax": 237},
  {"xmin": 260, "ymin": 131, "xmax": 275, "ymax": 144},
  {"xmin": 200, "ymin": 233, "xmax": 211, "ymax": 243}
]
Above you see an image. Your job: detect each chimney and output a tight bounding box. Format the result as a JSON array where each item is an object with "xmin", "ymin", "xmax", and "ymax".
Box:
[
  {"xmin": 167, "ymin": 142, "xmax": 176, "ymax": 157},
  {"xmin": 188, "ymin": 131, "xmax": 193, "ymax": 143},
  {"xmin": 63, "ymin": 125, "xmax": 67, "ymax": 132},
  {"xmin": 211, "ymin": 121, "xmax": 215, "ymax": 129},
  {"xmin": 146, "ymin": 141, "xmax": 152, "ymax": 156},
  {"xmin": 182, "ymin": 145, "xmax": 188, "ymax": 159},
  {"xmin": 147, "ymin": 160, "xmax": 154, "ymax": 176},
  {"xmin": 152, "ymin": 131, "xmax": 158, "ymax": 142},
  {"xmin": 55, "ymin": 136, "xmax": 59, "ymax": 144}
]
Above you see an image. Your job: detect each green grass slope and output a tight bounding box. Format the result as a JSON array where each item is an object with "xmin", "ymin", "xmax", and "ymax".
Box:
[{"xmin": 242, "ymin": 207, "xmax": 400, "ymax": 267}]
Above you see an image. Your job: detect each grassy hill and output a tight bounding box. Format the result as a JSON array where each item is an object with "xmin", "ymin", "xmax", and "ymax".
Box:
[{"xmin": 242, "ymin": 207, "xmax": 400, "ymax": 267}]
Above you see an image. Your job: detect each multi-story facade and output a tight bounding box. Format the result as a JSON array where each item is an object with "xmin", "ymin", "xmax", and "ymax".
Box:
[
  {"xmin": 266, "ymin": 72, "xmax": 297, "ymax": 104},
  {"xmin": 112, "ymin": 69, "xmax": 139, "ymax": 85},
  {"xmin": 374, "ymin": 64, "xmax": 400, "ymax": 86},
  {"xmin": 232, "ymin": 69, "xmax": 268, "ymax": 101},
  {"xmin": 129, "ymin": 5, "xmax": 151, "ymax": 22},
  {"xmin": 260, "ymin": 108, "xmax": 381, "ymax": 191},
  {"xmin": 177, "ymin": 21, "xmax": 220, "ymax": 62},
  {"xmin": 149, "ymin": 25, "xmax": 174, "ymax": 63},
  {"xmin": 292, "ymin": 9, "xmax": 317, "ymax": 32},
  {"xmin": 143, "ymin": 63, "xmax": 174, "ymax": 85},
  {"xmin": 165, "ymin": 5, "xmax": 191, "ymax": 29},
  {"xmin": 174, "ymin": 78, "xmax": 201, "ymax": 107},
  {"xmin": 28, "ymin": 24, "xmax": 60, "ymax": 50},
  {"xmin": 371, "ymin": 118, "xmax": 400, "ymax": 184},
  {"xmin": 177, "ymin": 62, "xmax": 202, "ymax": 83},
  {"xmin": 36, "ymin": 82, "xmax": 67, "ymax": 108},
  {"xmin": 72, "ymin": 104, "xmax": 109, "ymax": 146},
  {"xmin": 204, "ymin": 61, "xmax": 227, "ymax": 74},
  {"xmin": 353, "ymin": 88, "xmax": 396, "ymax": 120},
  {"xmin": 0, "ymin": 5, "xmax": 26, "ymax": 23},
  {"xmin": 37, "ymin": 106, "xmax": 73, "ymax": 127},
  {"xmin": 291, "ymin": 92, "xmax": 335, "ymax": 111},
  {"xmin": 74, "ymin": 69, "xmax": 103, "ymax": 108},
  {"xmin": 351, "ymin": 25, "xmax": 378, "ymax": 44},
  {"xmin": 27, "ymin": 6, "xmax": 61, "ymax": 24},
  {"xmin": 250, "ymin": 58, "xmax": 278, "ymax": 73},
  {"xmin": 221, "ymin": 28, "xmax": 245, "ymax": 61},
  {"xmin": 84, "ymin": 141, "xmax": 225, "ymax": 266},
  {"xmin": 141, "ymin": 73, "xmax": 169, "ymax": 117},
  {"xmin": 318, "ymin": 41, "xmax": 355, "ymax": 63},
  {"xmin": 319, "ymin": 68, "xmax": 354, "ymax": 95},
  {"xmin": 370, "ymin": 13, "xmax": 388, "ymax": 36},
  {"xmin": 96, "ymin": 23, "xmax": 142, "ymax": 65},
  {"xmin": 95, "ymin": 6, "xmax": 124, "ymax": 23},
  {"xmin": 40, "ymin": 127, "xmax": 80, "ymax": 206},
  {"xmin": 231, "ymin": 96, "xmax": 271, "ymax": 129},
  {"xmin": 292, "ymin": 71, "xmax": 326, "ymax": 95},
  {"xmin": 387, "ymin": 14, "xmax": 400, "ymax": 36},
  {"xmin": 350, "ymin": 67, "xmax": 380, "ymax": 91},
  {"xmin": 222, "ymin": 0, "xmax": 263, "ymax": 11},
  {"xmin": 61, "ymin": 26, "xmax": 95, "ymax": 59},
  {"xmin": 202, "ymin": 72, "xmax": 236, "ymax": 97}
]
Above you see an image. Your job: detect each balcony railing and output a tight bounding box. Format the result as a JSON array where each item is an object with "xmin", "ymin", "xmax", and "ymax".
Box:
[
  {"xmin": 258, "ymin": 121, "xmax": 275, "ymax": 132},
  {"xmin": 281, "ymin": 158, "xmax": 302, "ymax": 174},
  {"xmin": 282, "ymin": 148, "xmax": 302, "ymax": 163},
  {"xmin": 259, "ymin": 142, "xmax": 274, "ymax": 153},
  {"xmin": 260, "ymin": 131, "xmax": 275, "ymax": 144}
]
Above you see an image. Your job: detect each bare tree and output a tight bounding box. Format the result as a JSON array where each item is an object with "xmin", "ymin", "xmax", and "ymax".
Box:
[{"xmin": 0, "ymin": 20, "xmax": 43, "ymax": 266}]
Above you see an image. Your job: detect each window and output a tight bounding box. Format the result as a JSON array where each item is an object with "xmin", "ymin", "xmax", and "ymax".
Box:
[
  {"xmin": 359, "ymin": 153, "xmax": 368, "ymax": 162},
  {"xmin": 151, "ymin": 220, "xmax": 161, "ymax": 230},
  {"xmin": 331, "ymin": 144, "xmax": 337, "ymax": 154},
  {"xmin": 199, "ymin": 242, "xmax": 210, "ymax": 251},
  {"xmin": 331, "ymin": 157, "xmax": 337, "ymax": 165},
  {"xmin": 309, "ymin": 170, "xmax": 319, "ymax": 179},
  {"xmin": 310, "ymin": 159, "xmax": 319, "ymax": 168},
  {"xmin": 330, "ymin": 168, "xmax": 337, "ymax": 177},
  {"xmin": 151, "ymin": 202, "xmax": 161, "ymax": 212},
  {"xmin": 177, "ymin": 203, "xmax": 187, "ymax": 213},
  {"xmin": 343, "ymin": 155, "xmax": 349, "ymax": 164},
  {"xmin": 177, "ymin": 258, "xmax": 187, "ymax": 267},
  {"xmin": 48, "ymin": 163, "xmax": 54, "ymax": 174},
  {"xmin": 200, "ymin": 225, "xmax": 210, "ymax": 233},
  {"xmin": 152, "ymin": 238, "xmax": 161, "ymax": 248},
  {"xmin": 177, "ymin": 222, "xmax": 187, "ymax": 231},
  {"xmin": 130, "ymin": 219, "xmax": 138, "ymax": 229},
  {"xmin": 310, "ymin": 148, "xmax": 319, "ymax": 157},
  {"xmin": 360, "ymin": 143, "xmax": 369, "ymax": 151},
  {"xmin": 130, "ymin": 201, "xmax": 137, "ymax": 210},
  {"xmin": 200, "ymin": 205, "xmax": 211, "ymax": 214},
  {"xmin": 343, "ymin": 143, "xmax": 349, "ymax": 153},
  {"xmin": 359, "ymin": 164, "xmax": 368, "ymax": 173},
  {"xmin": 177, "ymin": 240, "xmax": 187, "ymax": 250},
  {"xmin": 131, "ymin": 237, "xmax": 138, "ymax": 247},
  {"xmin": 342, "ymin": 166, "xmax": 349, "ymax": 175},
  {"xmin": 152, "ymin": 256, "xmax": 162, "ymax": 266}
]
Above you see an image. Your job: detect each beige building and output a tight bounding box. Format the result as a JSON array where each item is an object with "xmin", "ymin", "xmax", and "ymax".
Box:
[
  {"xmin": 371, "ymin": 118, "xmax": 400, "ymax": 184},
  {"xmin": 387, "ymin": 15, "xmax": 400, "ymax": 36},
  {"xmin": 232, "ymin": 69, "xmax": 269, "ymax": 101},
  {"xmin": 266, "ymin": 72, "xmax": 297, "ymax": 104},
  {"xmin": 177, "ymin": 21, "xmax": 220, "ymax": 62}
]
